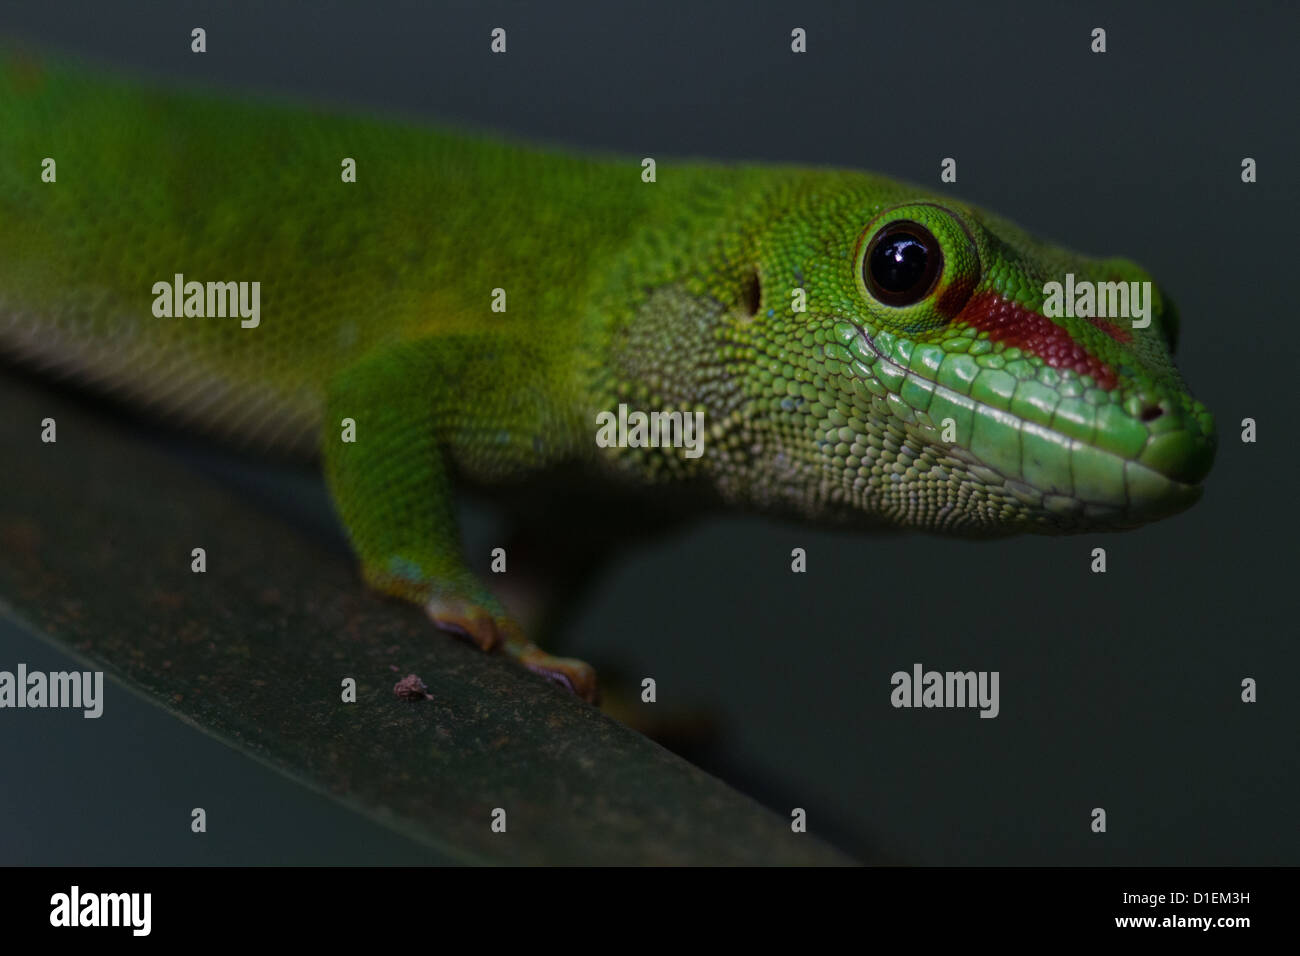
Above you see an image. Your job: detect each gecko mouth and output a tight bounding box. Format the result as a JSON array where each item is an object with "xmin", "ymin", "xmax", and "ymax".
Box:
[{"xmin": 843, "ymin": 322, "xmax": 1212, "ymax": 524}]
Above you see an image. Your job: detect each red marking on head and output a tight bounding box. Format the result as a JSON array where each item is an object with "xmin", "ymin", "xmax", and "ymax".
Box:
[
  {"xmin": 955, "ymin": 292, "xmax": 1118, "ymax": 390},
  {"xmin": 1084, "ymin": 315, "xmax": 1133, "ymax": 344}
]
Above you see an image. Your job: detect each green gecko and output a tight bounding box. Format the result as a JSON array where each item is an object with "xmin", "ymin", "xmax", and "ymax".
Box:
[{"xmin": 0, "ymin": 52, "xmax": 1215, "ymax": 702}]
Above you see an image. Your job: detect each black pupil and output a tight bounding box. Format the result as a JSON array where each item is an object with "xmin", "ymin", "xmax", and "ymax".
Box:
[{"xmin": 870, "ymin": 231, "xmax": 931, "ymax": 298}]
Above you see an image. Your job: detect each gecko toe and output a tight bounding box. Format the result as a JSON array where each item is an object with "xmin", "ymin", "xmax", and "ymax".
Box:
[
  {"xmin": 425, "ymin": 597, "xmax": 504, "ymax": 652},
  {"xmin": 519, "ymin": 650, "xmax": 599, "ymax": 704}
]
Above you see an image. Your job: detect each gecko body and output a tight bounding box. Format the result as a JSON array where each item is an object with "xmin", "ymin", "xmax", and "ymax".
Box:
[{"xmin": 0, "ymin": 53, "xmax": 1215, "ymax": 699}]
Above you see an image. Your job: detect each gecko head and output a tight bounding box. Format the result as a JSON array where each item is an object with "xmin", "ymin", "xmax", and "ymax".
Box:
[{"xmin": 740, "ymin": 181, "xmax": 1215, "ymax": 534}]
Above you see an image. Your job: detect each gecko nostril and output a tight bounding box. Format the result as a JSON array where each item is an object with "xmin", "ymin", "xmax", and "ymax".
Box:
[{"xmin": 1138, "ymin": 402, "xmax": 1164, "ymax": 422}]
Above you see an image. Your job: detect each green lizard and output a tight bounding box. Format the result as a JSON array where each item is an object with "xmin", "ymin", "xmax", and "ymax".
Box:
[{"xmin": 0, "ymin": 52, "xmax": 1215, "ymax": 702}]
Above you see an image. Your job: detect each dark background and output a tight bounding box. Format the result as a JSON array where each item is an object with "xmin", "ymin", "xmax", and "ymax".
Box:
[{"xmin": 1, "ymin": 0, "xmax": 1296, "ymax": 864}]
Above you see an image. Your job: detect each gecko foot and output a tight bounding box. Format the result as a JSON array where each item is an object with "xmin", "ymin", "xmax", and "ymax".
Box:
[
  {"xmin": 514, "ymin": 646, "xmax": 599, "ymax": 705},
  {"xmin": 424, "ymin": 596, "xmax": 599, "ymax": 702},
  {"xmin": 425, "ymin": 595, "xmax": 509, "ymax": 652}
]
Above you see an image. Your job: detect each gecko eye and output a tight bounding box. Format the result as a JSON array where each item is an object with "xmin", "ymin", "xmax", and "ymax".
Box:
[{"xmin": 863, "ymin": 222, "xmax": 942, "ymax": 307}]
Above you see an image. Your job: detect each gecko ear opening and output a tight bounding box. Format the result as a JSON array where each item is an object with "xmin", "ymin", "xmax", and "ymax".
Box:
[{"xmin": 739, "ymin": 267, "xmax": 761, "ymax": 319}]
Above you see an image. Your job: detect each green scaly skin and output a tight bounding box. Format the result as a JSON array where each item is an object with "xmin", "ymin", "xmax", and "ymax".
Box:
[{"xmin": 0, "ymin": 52, "xmax": 1215, "ymax": 701}]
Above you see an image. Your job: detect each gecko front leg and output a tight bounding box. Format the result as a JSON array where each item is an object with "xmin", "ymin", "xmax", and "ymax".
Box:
[{"xmin": 321, "ymin": 334, "xmax": 597, "ymax": 702}]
